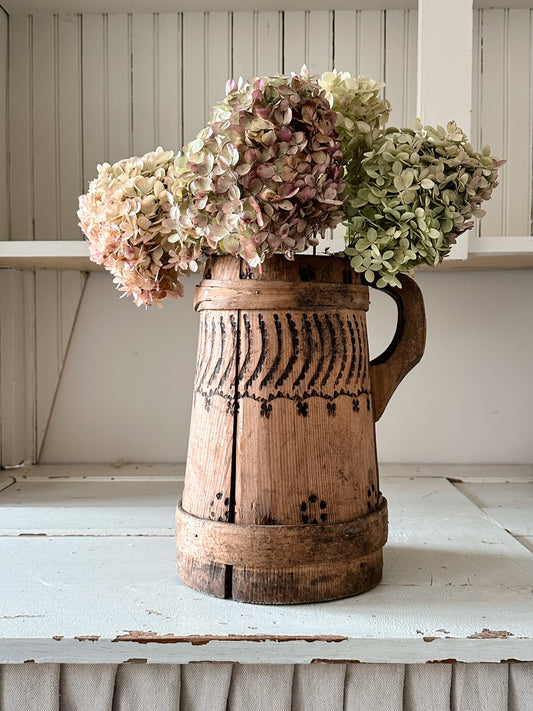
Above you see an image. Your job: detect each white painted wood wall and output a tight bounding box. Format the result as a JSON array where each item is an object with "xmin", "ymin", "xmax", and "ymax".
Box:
[{"xmin": 0, "ymin": 8, "xmax": 532, "ymax": 466}]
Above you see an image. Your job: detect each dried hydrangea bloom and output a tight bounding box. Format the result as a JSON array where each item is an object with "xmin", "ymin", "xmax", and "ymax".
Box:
[
  {"xmin": 167, "ymin": 70, "xmax": 346, "ymax": 268},
  {"xmin": 319, "ymin": 71, "xmax": 390, "ymax": 163},
  {"xmin": 78, "ymin": 147, "xmax": 201, "ymax": 307},
  {"xmin": 342, "ymin": 120, "xmax": 503, "ymax": 287}
]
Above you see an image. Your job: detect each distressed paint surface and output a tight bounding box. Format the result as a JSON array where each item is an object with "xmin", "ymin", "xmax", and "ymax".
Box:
[{"xmin": 0, "ymin": 471, "xmax": 532, "ymax": 664}]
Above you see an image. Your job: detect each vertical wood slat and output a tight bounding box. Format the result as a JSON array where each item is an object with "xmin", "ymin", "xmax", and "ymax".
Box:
[
  {"xmin": 283, "ymin": 11, "xmax": 306, "ymax": 75},
  {"xmin": 358, "ymin": 11, "xmax": 385, "ymax": 82},
  {"xmin": 182, "ymin": 12, "xmax": 206, "ymax": 144},
  {"xmin": 470, "ymin": 8, "xmax": 482, "ymax": 241},
  {"xmin": 106, "ymin": 13, "xmax": 131, "ymax": 163},
  {"xmin": 255, "ymin": 11, "xmax": 282, "ymax": 76},
  {"xmin": 132, "ymin": 13, "xmax": 156, "ymax": 156},
  {"xmin": 81, "ymin": 14, "xmax": 105, "ymax": 188},
  {"xmin": 385, "ymin": 10, "xmax": 417, "ymax": 128},
  {"xmin": 58, "ymin": 14, "xmax": 83, "ymax": 240},
  {"xmin": 206, "ymin": 13, "xmax": 231, "ymax": 117},
  {"xmin": 156, "ymin": 13, "xmax": 181, "ymax": 152},
  {"xmin": 8, "ymin": 14, "xmax": 33, "ymax": 240},
  {"xmin": 0, "ymin": 270, "xmax": 36, "ymax": 466},
  {"xmin": 504, "ymin": 9, "xmax": 531, "ymax": 238},
  {"xmin": 232, "ymin": 12, "xmax": 254, "ymax": 81},
  {"xmin": 32, "ymin": 14, "xmax": 58, "ymax": 241},
  {"xmin": 480, "ymin": 9, "xmax": 505, "ymax": 238},
  {"xmin": 307, "ymin": 11, "xmax": 333, "ymax": 75},
  {"xmin": 333, "ymin": 10, "xmax": 357, "ymax": 74},
  {"xmin": 0, "ymin": 8, "xmax": 9, "ymax": 241}
]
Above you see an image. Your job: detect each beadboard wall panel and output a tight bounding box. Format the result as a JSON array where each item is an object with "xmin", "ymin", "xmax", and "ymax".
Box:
[
  {"xmin": 472, "ymin": 8, "xmax": 533, "ymax": 243},
  {"xmin": 2, "ymin": 9, "xmax": 533, "ymax": 465}
]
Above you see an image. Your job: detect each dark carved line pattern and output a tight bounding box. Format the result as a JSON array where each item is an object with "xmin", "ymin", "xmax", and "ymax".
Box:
[
  {"xmin": 308, "ymin": 313, "xmax": 325, "ymax": 390},
  {"xmin": 243, "ymin": 313, "xmax": 268, "ymax": 392},
  {"xmin": 259, "ymin": 313, "xmax": 283, "ymax": 389},
  {"xmin": 217, "ymin": 314, "xmax": 238, "ymax": 392},
  {"xmin": 320, "ymin": 314, "xmax": 337, "ymax": 388},
  {"xmin": 193, "ymin": 314, "xmax": 208, "ymax": 390},
  {"xmin": 194, "ymin": 311, "xmax": 370, "ymax": 413},
  {"xmin": 354, "ymin": 316, "xmax": 364, "ymax": 386},
  {"xmin": 275, "ymin": 313, "xmax": 299, "ymax": 389},
  {"xmin": 196, "ymin": 316, "xmax": 216, "ymax": 392},
  {"xmin": 334, "ymin": 313, "xmax": 348, "ymax": 387},
  {"xmin": 238, "ymin": 313, "xmax": 253, "ymax": 383},
  {"xmin": 346, "ymin": 316, "xmax": 357, "ymax": 385},
  {"xmin": 293, "ymin": 313, "xmax": 313, "ymax": 390},
  {"xmin": 206, "ymin": 315, "xmax": 225, "ymax": 389}
]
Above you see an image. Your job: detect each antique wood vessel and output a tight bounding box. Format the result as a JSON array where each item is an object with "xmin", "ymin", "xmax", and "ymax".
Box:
[{"xmin": 175, "ymin": 254, "xmax": 426, "ymax": 604}]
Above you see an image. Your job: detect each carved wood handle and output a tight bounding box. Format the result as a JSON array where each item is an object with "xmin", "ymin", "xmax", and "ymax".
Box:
[{"xmin": 369, "ymin": 274, "xmax": 427, "ymax": 422}]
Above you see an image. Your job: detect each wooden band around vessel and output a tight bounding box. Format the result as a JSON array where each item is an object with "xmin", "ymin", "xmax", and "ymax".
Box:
[
  {"xmin": 194, "ymin": 281, "xmax": 370, "ymax": 312},
  {"xmin": 175, "ymin": 498, "xmax": 388, "ymax": 568}
]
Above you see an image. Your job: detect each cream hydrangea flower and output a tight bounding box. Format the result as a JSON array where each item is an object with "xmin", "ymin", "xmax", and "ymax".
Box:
[
  {"xmin": 319, "ymin": 71, "xmax": 390, "ymax": 161},
  {"xmin": 78, "ymin": 147, "xmax": 201, "ymax": 307}
]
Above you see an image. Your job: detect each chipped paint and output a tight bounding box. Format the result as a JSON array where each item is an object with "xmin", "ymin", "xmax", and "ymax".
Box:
[
  {"xmin": 467, "ymin": 629, "xmax": 514, "ymax": 639},
  {"xmin": 124, "ymin": 658, "xmax": 148, "ymax": 664},
  {"xmin": 75, "ymin": 635, "xmax": 100, "ymax": 642},
  {"xmin": 112, "ymin": 631, "xmax": 348, "ymax": 645},
  {"xmin": 426, "ymin": 658, "xmax": 457, "ymax": 664},
  {"xmin": 311, "ymin": 659, "xmax": 360, "ymax": 664},
  {"xmin": 423, "ymin": 637, "xmax": 438, "ymax": 642},
  {"xmin": 52, "ymin": 635, "xmax": 63, "ymax": 641},
  {"xmin": 1, "ymin": 614, "xmax": 45, "ymax": 619}
]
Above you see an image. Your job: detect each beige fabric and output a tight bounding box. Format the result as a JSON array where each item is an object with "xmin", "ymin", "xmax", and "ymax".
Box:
[
  {"xmin": 112, "ymin": 664, "xmax": 180, "ymax": 711},
  {"xmin": 60, "ymin": 664, "xmax": 117, "ymax": 711},
  {"xmin": 345, "ymin": 663, "xmax": 405, "ymax": 710},
  {"xmin": 227, "ymin": 664, "xmax": 294, "ymax": 711},
  {"xmin": 452, "ymin": 663, "xmax": 509, "ymax": 711},
  {"xmin": 404, "ymin": 664, "xmax": 453, "ymax": 711},
  {"xmin": 180, "ymin": 663, "xmax": 232, "ymax": 711},
  {"xmin": 292, "ymin": 662, "xmax": 346, "ymax": 711},
  {"xmin": 0, "ymin": 662, "xmax": 532, "ymax": 710},
  {"xmin": 509, "ymin": 664, "xmax": 533, "ymax": 711},
  {"xmin": 1, "ymin": 663, "xmax": 60, "ymax": 711}
]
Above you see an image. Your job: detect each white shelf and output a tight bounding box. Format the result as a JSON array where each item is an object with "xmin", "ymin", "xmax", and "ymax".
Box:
[
  {"xmin": 1, "ymin": 464, "xmax": 532, "ymax": 665},
  {"xmin": 0, "ymin": 241, "xmax": 101, "ymax": 271},
  {"xmin": 1, "ymin": 240, "xmax": 533, "ymax": 273}
]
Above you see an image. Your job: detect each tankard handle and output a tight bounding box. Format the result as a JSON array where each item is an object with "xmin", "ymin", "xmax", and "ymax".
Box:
[{"xmin": 369, "ymin": 274, "xmax": 426, "ymax": 421}]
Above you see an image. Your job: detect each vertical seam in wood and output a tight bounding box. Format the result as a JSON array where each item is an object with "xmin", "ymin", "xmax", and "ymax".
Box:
[
  {"xmin": 29, "ymin": 14, "xmax": 35, "ymax": 240},
  {"xmin": 229, "ymin": 11, "xmax": 234, "ymax": 80},
  {"xmin": 128, "ymin": 13, "xmax": 133, "ymax": 156},
  {"xmin": 381, "ymin": 10, "xmax": 386, "ymax": 85},
  {"xmin": 330, "ymin": 10, "xmax": 334, "ymax": 71},
  {"xmin": 479, "ymin": 9, "xmax": 484, "ymax": 238},
  {"xmin": 54, "ymin": 14, "xmax": 60, "ymax": 239},
  {"xmin": 304, "ymin": 10, "xmax": 309, "ymax": 67},
  {"xmin": 278, "ymin": 10, "xmax": 282, "ymax": 74},
  {"xmin": 253, "ymin": 11, "xmax": 258, "ymax": 76},
  {"xmin": 530, "ymin": 10, "xmax": 533, "ymax": 237},
  {"xmin": 78, "ymin": 13, "xmax": 84, "ymax": 195},
  {"xmin": 203, "ymin": 12, "xmax": 208, "ymax": 125},
  {"xmin": 179, "ymin": 12, "xmax": 184, "ymax": 149},
  {"xmin": 103, "ymin": 13, "xmax": 109, "ymax": 161},
  {"xmin": 503, "ymin": 8, "xmax": 509, "ymax": 238},
  {"xmin": 154, "ymin": 13, "xmax": 159, "ymax": 147},
  {"xmin": 31, "ymin": 269, "xmax": 37, "ymax": 462},
  {"xmin": 280, "ymin": 10, "xmax": 285, "ymax": 74},
  {"xmin": 4, "ymin": 7, "xmax": 11, "ymax": 240},
  {"xmin": 403, "ymin": 10, "xmax": 409, "ymax": 126}
]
